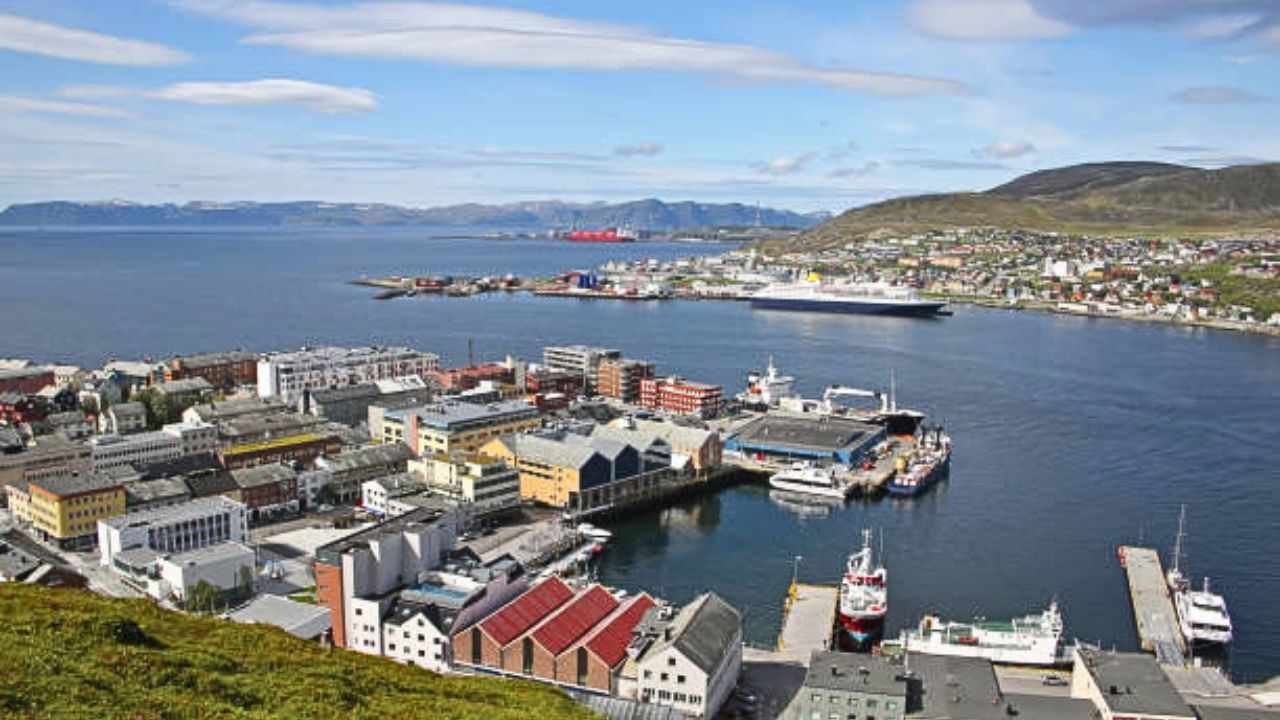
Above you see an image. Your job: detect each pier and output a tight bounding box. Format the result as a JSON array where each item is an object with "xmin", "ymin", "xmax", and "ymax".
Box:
[
  {"xmin": 771, "ymin": 582, "xmax": 839, "ymax": 664},
  {"xmin": 1119, "ymin": 545, "xmax": 1187, "ymax": 665}
]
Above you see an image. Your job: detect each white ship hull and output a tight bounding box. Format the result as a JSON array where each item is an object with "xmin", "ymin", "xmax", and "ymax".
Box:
[
  {"xmin": 900, "ymin": 635, "xmax": 1061, "ymax": 666},
  {"xmin": 768, "ymin": 476, "xmax": 849, "ymax": 499}
]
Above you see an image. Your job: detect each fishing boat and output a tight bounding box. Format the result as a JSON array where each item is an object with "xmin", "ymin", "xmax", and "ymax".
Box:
[{"xmin": 838, "ymin": 529, "xmax": 887, "ymax": 645}]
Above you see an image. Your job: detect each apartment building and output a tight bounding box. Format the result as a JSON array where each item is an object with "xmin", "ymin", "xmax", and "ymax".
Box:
[
  {"xmin": 381, "ymin": 400, "xmax": 540, "ymax": 455},
  {"xmin": 89, "ymin": 421, "xmax": 218, "ymax": 472},
  {"xmin": 542, "ymin": 346, "xmax": 620, "ymax": 392},
  {"xmin": 311, "ymin": 442, "xmax": 415, "ymax": 504},
  {"xmin": 596, "ymin": 358, "xmax": 655, "ymax": 403},
  {"xmin": 166, "ymin": 351, "xmax": 258, "ymax": 390},
  {"xmin": 12, "ymin": 473, "xmax": 127, "ymax": 549},
  {"xmin": 257, "ymin": 346, "xmax": 440, "ymax": 404},
  {"xmin": 217, "ymin": 433, "xmax": 341, "ymax": 471},
  {"xmin": 639, "ymin": 377, "xmax": 724, "ymax": 419},
  {"xmin": 0, "ymin": 434, "xmax": 93, "ymax": 501},
  {"xmin": 407, "ymin": 452, "xmax": 521, "ymax": 513}
]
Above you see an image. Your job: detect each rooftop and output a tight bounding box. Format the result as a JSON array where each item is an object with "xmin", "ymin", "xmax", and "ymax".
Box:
[
  {"xmin": 493, "ymin": 434, "xmax": 602, "ymax": 471},
  {"xmin": 730, "ymin": 413, "xmax": 879, "ymax": 454},
  {"xmin": 124, "ymin": 477, "xmax": 192, "ymax": 505},
  {"xmin": 221, "ymin": 432, "xmax": 332, "ymax": 457},
  {"xmin": 153, "ymin": 378, "xmax": 213, "ymax": 396},
  {"xmin": 314, "ymin": 505, "xmax": 454, "ymax": 565},
  {"xmin": 0, "ymin": 540, "xmax": 39, "ymax": 580},
  {"xmin": 315, "ymin": 442, "xmax": 414, "ymax": 474},
  {"xmin": 479, "ymin": 576, "xmax": 575, "ymax": 647},
  {"xmin": 224, "ymin": 593, "xmax": 331, "ymax": 640},
  {"xmin": 230, "ymin": 464, "xmax": 298, "ymax": 489},
  {"xmin": 30, "ymin": 472, "xmax": 123, "ymax": 498},
  {"xmin": 639, "ymin": 592, "xmax": 741, "ymax": 676},
  {"xmin": 584, "ymin": 594, "xmax": 657, "ymax": 668},
  {"xmin": 160, "ymin": 541, "xmax": 254, "ymax": 567},
  {"xmin": 219, "ymin": 413, "xmax": 325, "ymax": 440},
  {"xmin": 388, "ymin": 399, "xmax": 537, "ymax": 431},
  {"xmin": 0, "ymin": 366, "xmax": 52, "ymax": 380},
  {"xmin": 109, "ymin": 402, "xmax": 146, "ymax": 419},
  {"xmin": 309, "ymin": 383, "xmax": 379, "ymax": 403},
  {"xmin": 175, "ymin": 351, "xmax": 256, "ymax": 369},
  {"xmin": 261, "ymin": 345, "xmax": 437, "ymax": 364},
  {"xmin": 804, "ymin": 651, "xmax": 907, "ymax": 697},
  {"xmin": 185, "ymin": 397, "xmax": 287, "ymax": 423},
  {"xmin": 1076, "ymin": 646, "xmax": 1194, "ymax": 718},
  {"xmin": 532, "ymin": 585, "xmax": 620, "ymax": 656},
  {"xmin": 101, "ymin": 496, "xmax": 245, "ymax": 530}
]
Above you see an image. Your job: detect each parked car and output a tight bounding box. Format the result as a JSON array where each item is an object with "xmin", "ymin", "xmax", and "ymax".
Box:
[{"xmin": 1042, "ymin": 674, "xmax": 1067, "ymax": 687}]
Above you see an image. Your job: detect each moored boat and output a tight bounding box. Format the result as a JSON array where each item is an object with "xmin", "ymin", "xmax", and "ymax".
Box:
[
  {"xmin": 893, "ymin": 601, "xmax": 1064, "ymax": 666},
  {"xmin": 838, "ymin": 529, "xmax": 887, "ymax": 646},
  {"xmin": 886, "ymin": 426, "xmax": 951, "ymax": 497},
  {"xmin": 767, "ymin": 462, "xmax": 849, "ymax": 499}
]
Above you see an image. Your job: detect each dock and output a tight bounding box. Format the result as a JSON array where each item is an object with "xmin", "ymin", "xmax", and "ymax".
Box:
[
  {"xmin": 1119, "ymin": 545, "xmax": 1187, "ymax": 665},
  {"xmin": 772, "ymin": 582, "xmax": 838, "ymax": 664}
]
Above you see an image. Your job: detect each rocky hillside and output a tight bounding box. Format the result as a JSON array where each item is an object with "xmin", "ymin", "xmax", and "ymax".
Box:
[{"xmin": 794, "ymin": 162, "xmax": 1280, "ymax": 249}]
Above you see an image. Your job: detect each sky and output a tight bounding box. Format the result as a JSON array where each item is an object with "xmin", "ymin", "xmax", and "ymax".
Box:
[{"xmin": 0, "ymin": 0, "xmax": 1277, "ymax": 213}]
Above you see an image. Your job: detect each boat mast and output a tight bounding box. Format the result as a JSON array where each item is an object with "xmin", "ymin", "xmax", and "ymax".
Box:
[{"xmin": 1172, "ymin": 504, "xmax": 1187, "ymax": 577}]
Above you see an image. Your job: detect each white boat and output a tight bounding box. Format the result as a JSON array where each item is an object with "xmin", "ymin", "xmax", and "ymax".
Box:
[
  {"xmin": 576, "ymin": 523, "xmax": 613, "ymax": 541},
  {"xmin": 894, "ymin": 601, "xmax": 1064, "ymax": 666},
  {"xmin": 736, "ymin": 357, "xmax": 796, "ymax": 409},
  {"xmin": 1167, "ymin": 506, "xmax": 1233, "ymax": 647},
  {"xmin": 767, "ymin": 462, "xmax": 849, "ymax": 499}
]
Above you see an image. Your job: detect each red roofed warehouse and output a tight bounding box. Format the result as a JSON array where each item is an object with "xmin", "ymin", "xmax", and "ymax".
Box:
[
  {"xmin": 561, "ymin": 593, "xmax": 657, "ymax": 692},
  {"xmin": 453, "ymin": 576, "xmax": 574, "ymax": 671}
]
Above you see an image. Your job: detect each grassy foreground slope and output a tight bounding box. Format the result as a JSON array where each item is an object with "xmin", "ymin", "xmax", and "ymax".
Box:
[{"xmin": 0, "ymin": 585, "xmax": 596, "ymax": 720}]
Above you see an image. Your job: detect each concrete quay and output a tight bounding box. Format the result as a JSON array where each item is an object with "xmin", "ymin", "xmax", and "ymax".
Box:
[{"xmin": 1119, "ymin": 545, "xmax": 1187, "ymax": 665}]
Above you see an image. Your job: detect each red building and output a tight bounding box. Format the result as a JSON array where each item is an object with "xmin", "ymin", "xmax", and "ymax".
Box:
[
  {"xmin": 0, "ymin": 368, "xmax": 54, "ymax": 395},
  {"xmin": 525, "ymin": 368, "xmax": 584, "ymax": 397},
  {"xmin": 429, "ymin": 363, "xmax": 513, "ymax": 392},
  {"xmin": 639, "ymin": 377, "xmax": 723, "ymax": 419},
  {"xmin": 454, "ymin": 576, "xmax": 575, "ymax": 672},
  {"xmin": 166, "ymin": 351, "xmax": 257, "ymax": 390},
  {"xmin": 0, "ymin": 393, "xmax": 47, "ymax": 425}
]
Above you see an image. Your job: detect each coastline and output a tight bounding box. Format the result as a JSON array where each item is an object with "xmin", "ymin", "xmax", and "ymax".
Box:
[{"xmin": 935, "ymin": 295, "xmax": 1280, "ymax": 338}]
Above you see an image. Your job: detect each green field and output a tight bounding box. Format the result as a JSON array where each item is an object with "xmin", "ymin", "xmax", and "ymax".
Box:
[{"xmin": 0, "ymin": 585, "xmax": 597, "ymax": 720}]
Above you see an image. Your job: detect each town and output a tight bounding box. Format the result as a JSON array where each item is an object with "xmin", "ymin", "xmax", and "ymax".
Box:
[{"xmin": 2, "ymin": 344, "xmax": 1273, "ymax": 720}]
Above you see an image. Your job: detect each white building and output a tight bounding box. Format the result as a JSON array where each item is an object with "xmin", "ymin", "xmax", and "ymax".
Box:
[
  {"xmin": 257, "ymin": 346, "xmax": 440, "ymax": 404},
  {"xmin": 361, "ymin": 473, "xmax": 431, "ymax": 517},
  {"xmin": 98, "ymin": 496, "xmax": 249, "ymax": 568},
  {"xmin": 542, "ymin": 345, "xmax": 620, "ymax": 391},
  {"xmin": 102, "ymin": 402, "xmax": 147, "ymax": 435},
  {"xmin": 407, "ymin": 453, "xmax": 521, "ymax": 513},
  {"xmin": 625, "ymin": 593, "xmax": 743, "ymax": 719},
  {"xmin": 88, "ymin": 421, "xmax": 217, "ymax": 471},
  {"xmin": 155, "ymin": 542, "xmax": 256, "ymax": 603}
]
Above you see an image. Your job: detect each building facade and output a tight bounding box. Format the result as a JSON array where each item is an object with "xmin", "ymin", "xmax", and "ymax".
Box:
[
  {"xmin": 311, "ymin": 442, "xmax": 415, "ymax": 504},
  {"xmin": 16, "ymin": 473, "xmax": 127, "ymax": 549},
  {"xmin": 0, "ymin": 367, "xmax": 54, "ymax": 395},
  {"xmin": 640, "ymin": 377, "xmax": 724, "ymax": 419},
  {"xmin": 381, "ymin": 400, "xmax": 540, "ymax": 455},
  {"xmin": 166, "ymin": 351, "xmax": 258, "ymax": 390},
  {"xmin": 217, "ymin": 433, "xmax": 341, "ymax": 470},
  {"xmin": 779, "ymin": 652, "xmax": 908, "ymax": 720},
  {"xmin": 98, "ymin": 495, "xmax": 249, "ymax": 568},
  {"xmin": 408, "ymin": 452, "xmax": 522, "ymax": 513},
  {"xmin": 257, "ymin": 346, "xmax": 440, "ymax": 404},
  {"xmin": 596, "ymin": 358, "xmax": 655, "ymax": 403},
  {"xmin": 542, "ymin": 346, "xmax": 620, "ymax": 392},
  {"xmin": 625, "ymin": 593, "xmax": 743, "ymax": 719},
  {"xmin": 89, "ymin": 421, "xmax": 217, "ymax": 472}
]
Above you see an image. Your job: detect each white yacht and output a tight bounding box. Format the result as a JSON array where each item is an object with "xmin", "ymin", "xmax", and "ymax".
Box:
[
  {"xmin": 1167, "ymin": 506, "xmax": 1233, "ymax": 647},
  {"xmin": 767, "ymin": 462, "xmax": 850, "ymax": 499}
]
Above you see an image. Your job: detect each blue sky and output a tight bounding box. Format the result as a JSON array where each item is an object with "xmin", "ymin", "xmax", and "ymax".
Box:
[{"xmin": 0, "ymin": 0, "xmax": 1277, "ymax": 212}]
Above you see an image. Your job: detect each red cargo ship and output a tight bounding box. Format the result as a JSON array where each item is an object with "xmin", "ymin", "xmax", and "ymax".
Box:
[{"xmin": 564, "ymin": 227, "xmax": 637, "ymax": 243}]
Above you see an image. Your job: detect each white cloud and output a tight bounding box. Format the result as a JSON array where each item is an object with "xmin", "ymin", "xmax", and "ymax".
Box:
[
  {"xmin": 0, "ymin": 95, "xmax": 130, "ymax": 118},
  {"xmin": 175, "ymin": 0, "xmax": 968, "ymax": 97},
  {"xmin": 614, "ymin": 143, "xmax": 663, "ymax": 158},
  {"xmin": 1184, "ymin": 13, "xmax": 1261, "ymax": 39},
  {"xmin": 975, "ymin": 140, "xmax": 1036, "ymax": 158},
  {"xmin": 908, "ymin": 0, "xmax": 1074, "ymax": 41},
  {"xmin": 755, "ymin": 153, "xmax": 816, "ymax": 176},
  {"xmin": 62, "ymin": 79, "xmax": 378, "ymax": 113},
  {"xmin": 0, "ymin": 13, "xmax": 189, "ymax": 66},
  {"xmin": 828, "ymin": 162, "xmax": 880, "ymax": 179},
  {"xmin": 1170, "ymin": 85, "xmax": 1267, "ymax": 104}
]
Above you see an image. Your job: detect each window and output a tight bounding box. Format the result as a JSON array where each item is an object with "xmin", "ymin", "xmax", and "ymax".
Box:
[
  {"xmin": 644, "ymin": 670, "xmax": 652, "ymax": 679},
  {"xmin": 354, "ymin": 608, "xmax": 363, "ymax": 616},
  {"xmin": 668, "ymin": 657, "xmax": 676, "ymax": 667},
  {"xmin": 388, "ymin": 644, "xmax": 396, "ymax": 651},
  {"xmin": 866, "ymin": 700, "xmax": 877, "ymax": 709},
  {"xmin": 661, "ymin": 673, "xmax": 669, "ymax": 682},
  {"xmin": 521, "ymin": 638, "xmax": 533, "ymax": 675},
  {"xmin": 885, "ymin": 701, "xmax": 897, "ymax": 710},
  {"xmin": 848, "ymin": 698, "xmax": 859, "ymax": 707},
  {"xmin": 418, "ymin": 650, "xmax": 425, "ymax": 657},
  {"xmin": 576, "ymin": 647, "xmax": 588, "ymax": 686},
  {"xmin": 677, "ymin": 675, "xmax": 685, "ymax": 684},
  {"xmin": 813, "ymin": 694, "xmax": 823, "ymax": 703},
  {"xmin": 471, "ymin": 628, "xmax": 482, "ymax": 665}
]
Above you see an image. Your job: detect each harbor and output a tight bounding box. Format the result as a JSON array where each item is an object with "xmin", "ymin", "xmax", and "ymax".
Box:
[{"xmin": 1120, "ymin": 545, "xmax": 1190, "ymax": 665}]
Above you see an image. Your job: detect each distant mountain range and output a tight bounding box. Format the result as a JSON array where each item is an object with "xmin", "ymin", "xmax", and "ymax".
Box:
[
  {"xmin": 0, "ymin": 198, "xmax": 827, "ymax": 231},
  {"xmin": 795, "ymin": 161, "xmax": 1280, "ymax": 249}
]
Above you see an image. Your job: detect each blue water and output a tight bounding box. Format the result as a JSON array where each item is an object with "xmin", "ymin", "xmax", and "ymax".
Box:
[{"xmin": 4, "ymin": 227, "xmax": 1278, "ymax": 681}]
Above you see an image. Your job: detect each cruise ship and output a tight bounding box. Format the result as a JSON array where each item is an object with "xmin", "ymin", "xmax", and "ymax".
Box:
[
  {"xmin": 750, "ymin": 280, "xmax": 946, "ymax": 317},
  {"xmin": 1167, "ymin": 506, "xmax": 1233, "ymax": 647},
  {"xmin": 889, "ymin": 601, "xmax": 1065, "ymax": 666}
]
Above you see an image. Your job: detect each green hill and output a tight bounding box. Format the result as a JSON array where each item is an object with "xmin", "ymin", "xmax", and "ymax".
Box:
[
  {"xmin": 790, "ymin": 162, "xmax": 1280, "ymax": 250},
  {"xmin": 0, "ymin": 585, "xmax": 597, "ymax": 720}
]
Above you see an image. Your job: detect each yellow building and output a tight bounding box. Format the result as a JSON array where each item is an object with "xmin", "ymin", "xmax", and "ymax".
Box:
[
  {"xmin": 22, "ymin": 474, "xmax": 126, "ymax": 549},
  {"xmin": 383, "ymin": 400, "xmax": 540, "ymax": 455},
  {"xmin": 481, "ymin": 434, "xmax": 627, "ymax": 509}
]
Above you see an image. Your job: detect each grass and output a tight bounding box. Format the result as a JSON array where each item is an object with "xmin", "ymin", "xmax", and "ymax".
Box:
[{"xmin": 0, "ymin": 584, "xmax": 598, "ymax": 720}]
